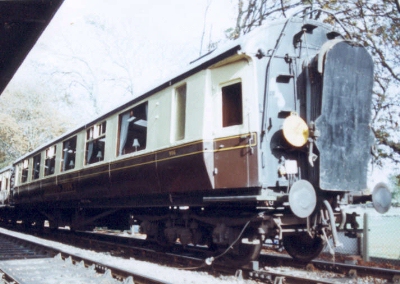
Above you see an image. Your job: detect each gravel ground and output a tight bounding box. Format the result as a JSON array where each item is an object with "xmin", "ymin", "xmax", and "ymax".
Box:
[
  {"xmin": 0, "ymin": 228, "xmax": 257, "ymax": 284},
  {"xmin": 0, "ymin": 227, "xmax": 391, "ymax": 283}
]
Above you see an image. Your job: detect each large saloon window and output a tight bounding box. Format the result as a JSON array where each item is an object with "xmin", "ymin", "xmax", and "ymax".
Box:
[
  {"xmin": 222, "ymin": 82, "xmax": 243, "ymax": 127},
  {"xmin": 62, "ymin": 136, "xmax": 77, "ymax": 171},
  {"xmin": 21, "ymin": 159, "xmax": 29, "ymax": 183},
  {"xmin": 86, "ymin": 122, "xmax": 106, "ymax": 164},
  {"xmin": 32, "ymin": 154, "xmax": 41, "ymax": 180},
  {"xmin": 118, "ymin": 102, "xmax": 148, "ymax": 156},
  {"xmin": 45, "ymin": 145, "xmax": 56, "ymax": 176}
]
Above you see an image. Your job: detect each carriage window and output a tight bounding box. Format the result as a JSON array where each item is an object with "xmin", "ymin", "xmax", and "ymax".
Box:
[
  {"xmin": 45, "ymin": 146, "xmax": 56, "ymax": 176},
  {"xmin": 21, "ymin": 159, "xmax": 29, "ymax": 183},
  {"xmin": 32, "ymin": 154, "xmax": 41, "ymax": 180},
  {"xmin": 86, "ymin": 122, "xmax": 106, "ymax": 165},
  {"xmin": 118, "ymin": 102, "xmax": 148, "ymax": 156},
  {"xmin": 172, "ymin": 84, "xmax": 186, "ymax": 141},
  {"xmin": 62, "ymin": 136, "xmax": 77, "ymax": 171},
  {"xmin": 222, "ymin": 82, "xmax": 243, "ymax": 127}
]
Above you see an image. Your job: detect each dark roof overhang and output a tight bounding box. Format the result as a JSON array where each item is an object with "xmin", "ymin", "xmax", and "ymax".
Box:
[{"xmin": 0, "ymin": 0, "xmax": 64, "ymax": 95}]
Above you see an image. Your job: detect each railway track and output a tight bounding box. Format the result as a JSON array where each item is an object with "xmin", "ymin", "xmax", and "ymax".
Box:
[
  {"xmin": 258, "ymin": 253, "xmax": 400, "ymax": 283},
  {"xmin": 0, "ymin": 233, "xmax": 53, "ymax": 261},
  {"xmin": 1, "ymin": 226, "xmax": 399, "ymax": 283},
  {"xmin": 43, "ymin": 228, "xmax": 400, "ymax": 283},
  {"xmin": 0, "ymin": 230, "xmax": 171, "ymax": 284}
]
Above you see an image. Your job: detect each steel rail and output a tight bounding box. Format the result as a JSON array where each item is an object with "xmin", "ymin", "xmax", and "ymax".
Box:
[
  {"xmin": 0, "ymin": 230, "xmax": 171, "ymax": 284},
  {"xmin": 259, "ymin": 253, "xmax": 400, "ymax": 283},
  {"xmin": 4, "ymin": 226, "xmax": 399, "ymax": 283}
]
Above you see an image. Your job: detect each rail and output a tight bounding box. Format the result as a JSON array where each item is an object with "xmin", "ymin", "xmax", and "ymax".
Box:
[
  {"xmin": 0, "ymin": 230, "xmax": 171, "ymax": 284},
  {"xmin": 2, "ymin": 226, "xmax": 399, "ymax": 283}
]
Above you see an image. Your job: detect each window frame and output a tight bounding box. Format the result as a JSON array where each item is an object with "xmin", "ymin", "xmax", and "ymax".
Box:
[
  {"xmin": 221, "ymin": 81, "xmax": 243, "ymax": 128},
  {"xmin": 172, "ymin": 84, "xmax": 187, "ymax": 141},
  {"xmin": 44, "ymin": 145, "xmax": 57, "ymax": 176},
  {"xmin": 32, "ymin": 153, "xmax": 41, "ymax": 180},
  {"xmin": 62, "ymin": 136, "xmax": 77, "ymax": 171},
  {"xmin": 21, "ymin": 159, "xmax": 29, "ymax": 183},
  {"xmin": 85, "ymin": 121, "xmax": 106, "ymax": 165},
  {"xmin": 117, "ymin": 101, "xmax": 148, "ymax": 156}
]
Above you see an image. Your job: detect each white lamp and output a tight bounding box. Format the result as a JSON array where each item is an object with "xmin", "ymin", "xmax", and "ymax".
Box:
[
  {"xmin": 96, "ymin": 151, "xmax": 103, "ymax": 160},
  {"xmin": 132, "ymin": 139, "xmax": 140, "ymax": 151}
]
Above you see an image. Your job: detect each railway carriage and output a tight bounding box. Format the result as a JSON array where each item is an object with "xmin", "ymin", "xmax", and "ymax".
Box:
[
  {"xmin": 0, "ymin": 166, "xmax": 12, "ymax": 205},
  {"xmin": 2, "ymin": 9, "xmax": 392, "ymax": 266}
]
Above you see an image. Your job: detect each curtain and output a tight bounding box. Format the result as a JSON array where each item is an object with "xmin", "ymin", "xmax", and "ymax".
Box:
[
  {"xmin": 119, "ymin": 113, "xmax": 130, "ymax": 156},
  {"xmin": 34, "ymin": 162, "xmax": 40, "ymax": 179},
  {"xmin": 45, "ymin": 159, "xmax": 51, "ymax": 175},
  {"xmin": 63, "ymin": 141, "xmax": 70, "ymax": 171},
  {"xmin": 87, "ymin": 141, "xmax": 94, "ymax": 164}
]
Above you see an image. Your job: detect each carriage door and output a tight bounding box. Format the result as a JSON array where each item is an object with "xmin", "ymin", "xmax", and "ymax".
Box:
[{"xmin": 213, "ymin": 78, "xmax": 257, "ymax": 189}]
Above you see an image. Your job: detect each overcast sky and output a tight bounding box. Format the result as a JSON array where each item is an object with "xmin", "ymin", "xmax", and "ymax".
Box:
[
  {"xmin": 46, "ymin": 0, "xmax": 235, "ymax": 53},
  {"xmin": 7, "ymin": 0, "xmax": 236, "ymax": 113}
]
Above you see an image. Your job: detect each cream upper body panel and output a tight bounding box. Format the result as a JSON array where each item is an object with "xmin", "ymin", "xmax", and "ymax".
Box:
[{"xmin": 207, "ymin": 57, "xmax": 258, "ymax": 140}]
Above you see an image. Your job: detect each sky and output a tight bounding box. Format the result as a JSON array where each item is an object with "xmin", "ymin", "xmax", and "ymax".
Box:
[
  {"xmin": 47, "ymin": 0, "xmax": 235, "ymax": 52},
  {"xmin": 7, "ymin": 0, "xmax": 236, "ymax": 114}
]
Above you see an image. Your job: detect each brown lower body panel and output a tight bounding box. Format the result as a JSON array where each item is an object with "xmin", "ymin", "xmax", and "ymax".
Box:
[{"xmin": 13, "ymin": 134, "xmax": 259, "ymax": 207}]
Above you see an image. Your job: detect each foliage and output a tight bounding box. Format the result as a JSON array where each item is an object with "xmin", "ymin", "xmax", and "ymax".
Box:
[
  {"xmin": 0, "ymin": 113, "xmax": 26, "ymax": 168},
  {"xmin": 0, "ymin": 84, "xmax": 75, "ymax": 168},
  {"xmin": 228, "ymin": 0, "xmax": 400, "ymax": 166}
]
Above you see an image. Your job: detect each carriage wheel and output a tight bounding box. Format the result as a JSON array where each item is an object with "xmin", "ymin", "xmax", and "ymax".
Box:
[
  {"xmin": 220, "ymin": 228, "xmax": 262, "ymax": 267},
  {"xmin": 283, "ymin": 233, "xmax": 326, "ymax": 262}
]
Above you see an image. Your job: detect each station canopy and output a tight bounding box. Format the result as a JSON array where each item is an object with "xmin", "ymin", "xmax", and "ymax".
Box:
[{"xmin": 0, "ymin": 0, "xmax": 63, "ymax": 95}]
